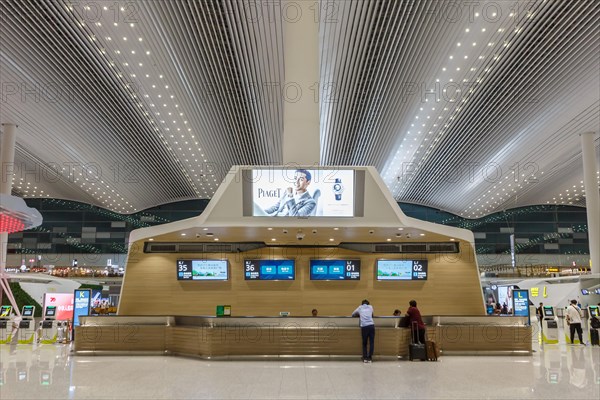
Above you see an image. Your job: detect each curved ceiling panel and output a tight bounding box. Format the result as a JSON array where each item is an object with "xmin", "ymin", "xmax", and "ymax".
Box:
[{"xmin": 1, "ymin": 0, "xmax": 598, "ymax": 217}]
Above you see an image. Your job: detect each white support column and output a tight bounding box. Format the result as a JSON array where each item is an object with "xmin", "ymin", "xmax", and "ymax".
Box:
[
  {"xmin": 281, "ymin": 0, "xmax": 320, "ymax": 166},
  {"xmin": 0, "ymin": 123, "xmax": 17, "ymax": 195},
  {"xmin": 580, "ymin": 132, "xmax": 599, "ymax": 274},
  {"xmin": 1, "ymin": 123, "xmax": 20, "ymax": 315}
]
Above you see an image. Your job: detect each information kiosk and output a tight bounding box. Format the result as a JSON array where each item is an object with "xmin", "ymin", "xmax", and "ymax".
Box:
[
  {"xmin": 0, "ymin": 305, "xmax": 14, "ymax": 344},
  {"xmin": 39, "ymin": 306, "xmax": 58, "ymax": 344},
  {"xmin": 541, "ymin": 306, "xmax": 559, "ymax": 344},
  {"xmin": 17, "ymin": 306, "xmax": 36, "ymax": 344},
  {"xmin": 588, "ymin": 305, "xmax": 599, "ymax": 346}
]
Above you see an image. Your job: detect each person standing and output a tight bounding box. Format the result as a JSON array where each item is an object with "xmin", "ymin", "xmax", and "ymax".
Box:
[
  {"xmin": 393, "ymin": 309, "xmax": 402, "ymax": 328},
  {"xmin": 536, "ymin": 302, "xmax": 544, "ymax": 334},
  {"xmin": 566, "ymin": 299, "xmax": 585, "ymax": 345},
  {"xmin": 536, "ymin": 302, "xmax": 544, "ymax": 321},
  {"xmin": 352, "ymin": 299, "xmax": 375, "ymax": 363},
  {"xmin": 406, "ymin": 300, "xmax": 426, "ymax": 344},
  {"xmin": 264, "ymin": 169, "xmax": 316, "ymax": 216}
]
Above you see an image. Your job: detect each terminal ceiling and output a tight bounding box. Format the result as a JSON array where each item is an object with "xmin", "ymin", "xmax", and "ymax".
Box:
[{"xmin": 1, "ymin": 0, "xmax": 599, "ymax": 218}]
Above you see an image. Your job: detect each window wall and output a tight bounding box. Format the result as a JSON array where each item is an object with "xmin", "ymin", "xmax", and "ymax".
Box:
[{"xmin": 7, "ymin": 199, "xmax": 590, "ymax": 257}]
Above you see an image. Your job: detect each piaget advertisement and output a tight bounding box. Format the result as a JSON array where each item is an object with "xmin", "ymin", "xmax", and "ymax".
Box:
[{"xmin": 251, "ymin": 169, "xmax": 355, "ymax": 217}]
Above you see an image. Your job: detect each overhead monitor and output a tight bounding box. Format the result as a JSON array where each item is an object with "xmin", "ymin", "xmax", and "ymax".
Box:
[
  {"xmin": 177, "ymin": 260, "xmax": 228, "ymax": 281},
  {"xmin": 310, "ymin": 259, "xmax": 360, "ymax": 280},
  {"xmin": 244, "ymin": 259, "xmax": 295, "ymax": 280},
  {"xmin": 244, "ymin": 168, "xmax": 365, "ymax": 217},
  {"xmin": 376, "ymin": 260, "xmax": 428, "ymax": 281},
  {"xmin": 581, "ymin": 289, "xmax": 589, "ymax": 295}
]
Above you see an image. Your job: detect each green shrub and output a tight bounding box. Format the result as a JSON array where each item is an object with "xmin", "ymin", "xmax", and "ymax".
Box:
[{"xmin": 1, "ymin": 282, "xmax": 43, "ymax": 317}]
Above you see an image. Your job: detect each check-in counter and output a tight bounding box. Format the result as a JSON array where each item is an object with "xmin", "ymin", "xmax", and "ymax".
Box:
[{"xmin": 74, "ymin": 315, "xmax": 531, "ymax": 358}]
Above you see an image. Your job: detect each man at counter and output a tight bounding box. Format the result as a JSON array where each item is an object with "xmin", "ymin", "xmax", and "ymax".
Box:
[
  {"xmin": 352, "ymin": 299, "xmax": 375, "ymax": 363},
  {"xmin": 311, "ymin": 309, "xmax": 318, "ymax": 317}
]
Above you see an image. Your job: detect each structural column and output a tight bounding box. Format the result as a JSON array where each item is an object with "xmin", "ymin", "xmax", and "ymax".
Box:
[
  {"xmin": 0, "ymin": 123, "xmax": 19, "ymax": 314},
  {"xmin": 580, "ymin": 132, "xmax": 599, "ymax": 274},
  {"xmin": 281, "ymin": 0, "xmax": 320, "ymax": 166}
]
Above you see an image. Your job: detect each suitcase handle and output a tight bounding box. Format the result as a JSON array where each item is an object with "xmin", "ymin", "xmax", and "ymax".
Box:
[{"xmin": 411, "ymin": 321, "xmax": 421, "ymax": 344}]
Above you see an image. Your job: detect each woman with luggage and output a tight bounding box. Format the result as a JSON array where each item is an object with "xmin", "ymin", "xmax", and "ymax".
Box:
[{"xmin": 406, "ymin": 300, "xmax": 426, "ymax": 344}]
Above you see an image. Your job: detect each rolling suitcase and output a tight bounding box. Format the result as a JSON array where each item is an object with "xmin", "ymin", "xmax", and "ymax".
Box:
[
  {"xmin": 591, "ymin": 329, "xmax": 599, "ymax": 346},
  {"xmin": 426, "ymin": 340, "xmax": 439, "ymax": 361},
  {"xmin": 408, "ymin": 321, "xmax": 427, "ymax": 361}
]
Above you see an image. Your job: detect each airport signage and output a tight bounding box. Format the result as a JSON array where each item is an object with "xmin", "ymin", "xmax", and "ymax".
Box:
[{"xmin": 512, "ymin": 289, "xmax": 530, "ymax": 325}]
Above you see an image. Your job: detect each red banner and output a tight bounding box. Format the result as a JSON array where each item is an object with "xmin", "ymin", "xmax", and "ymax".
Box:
[{"xmin": 43, "ymin": 293, "xmax": 74, "ymax": 321}]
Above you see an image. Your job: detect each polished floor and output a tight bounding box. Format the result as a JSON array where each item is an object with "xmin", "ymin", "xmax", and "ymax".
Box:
[{"xmin": 1, "ymin": 337, "xmax": 599, "ymax": 399}]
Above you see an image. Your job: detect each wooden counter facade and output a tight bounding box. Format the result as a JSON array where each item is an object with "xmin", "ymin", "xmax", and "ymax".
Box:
[{"xmin": 75, "ymin": 316, "xmax": 532, "ymax": 358}]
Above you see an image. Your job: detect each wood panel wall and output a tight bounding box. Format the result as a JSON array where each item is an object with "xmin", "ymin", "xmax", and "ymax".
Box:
[{"xmin": 119, "ymin": 242, "xmax": 485, "ymax": 316}]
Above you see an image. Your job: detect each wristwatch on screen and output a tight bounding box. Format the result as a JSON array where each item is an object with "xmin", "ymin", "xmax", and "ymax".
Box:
[{"xmin": 333, "ymin": 178, "xmax": 344, "ymax": 201}]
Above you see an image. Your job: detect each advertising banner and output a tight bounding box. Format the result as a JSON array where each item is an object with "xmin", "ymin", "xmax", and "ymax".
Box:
[
  {"xmin": 43, "ymin": 293, "xmax": 74, "ymax": 321},
  {"xmin": 251, "ymin": 169, "xmax": 355, "ymax": 217},
  {"xmin": 512, "ymin": 289, "xmax": 530, "ymax": 325},
  {"xmin": 73, "ymin": 289, "xmax": 91, "ymax": 327}
]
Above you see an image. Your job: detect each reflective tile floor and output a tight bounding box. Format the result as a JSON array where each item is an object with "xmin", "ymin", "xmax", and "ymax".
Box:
[{"xmin": 1, "ymin": 341, "xmax": 599, "ymax": 399}]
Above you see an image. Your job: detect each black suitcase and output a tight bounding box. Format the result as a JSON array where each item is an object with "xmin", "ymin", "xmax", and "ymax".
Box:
[
  {"xmin": 591, "ymin": 329, "xmax": 599, "ymax": 346},
  {"xmin": 408, "ymin": 321, "xmax": 427, "ymax": 361}
]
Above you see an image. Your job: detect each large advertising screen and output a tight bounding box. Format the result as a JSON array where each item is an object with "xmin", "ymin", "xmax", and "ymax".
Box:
[
  {"xmin": 244, "ymin": 260, "xmax": 295, "ymax": 280},
  {"xmin": 310, "ymin": 260, "xmax": 360, "ymax": 280},
  {"xmin": 177, "ymin": 260, "xmax": 228, "ymax": 281},
  {"xmin": 250, "ymin": 169, "xmax": 355, "ymax": 217},
  {"xmin": 43, "ymin": 293, "xmax": 74, "ymax": 321},
  {"xmin": 376, "ymin": 260, "xmax": 428, "ymax": 281}
]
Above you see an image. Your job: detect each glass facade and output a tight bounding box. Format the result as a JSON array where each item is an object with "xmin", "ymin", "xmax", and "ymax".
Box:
[{"xmin": 7, "ymin": 199, "xmax": 590, "ymax": 256}]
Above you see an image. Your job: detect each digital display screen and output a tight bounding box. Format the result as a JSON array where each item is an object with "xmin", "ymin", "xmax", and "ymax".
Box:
[
  {"xmin": 0, "ymin": 306, "xmax": 12, "ymax": 317},
  {"xmin": 543, "ymin": 307, "xmax": 554, "ymax": 317},
  {"xmin": 250, "ymin": 169, "xmax": 355, "ymax": 217},
  {"xmin": 376, "ymin": 260, "xmax": 428, "ymax": 280},
  {"xmin": 177, "ymin": 260, "xmax": 228, "ymax": 281},
  {"xmin": 22, "ymin": 307, "xmax": 34, "ymax": 317},
  {"xmin": 590, "ymin": 307, "xmax": 599, "ymax": 317},
  {"xmin": 244, "ymin": 259, "xmax": 295, "ymax": 280},
  {"xmin": 45, "ymin": 307, "xmax": 56, "ymax": 317},
  {"xmin": 581, "ymin": 289, "xmax": 589, "ymax": 295},
  {"xmin": 310, "ymin": 260, "xmax": 360, "ymax": 280}
]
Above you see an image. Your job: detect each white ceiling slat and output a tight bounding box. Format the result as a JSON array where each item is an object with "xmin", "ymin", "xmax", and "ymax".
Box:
[{"xmin": 0, "ymin": 0, "xmax": 598, "ymax": 217}]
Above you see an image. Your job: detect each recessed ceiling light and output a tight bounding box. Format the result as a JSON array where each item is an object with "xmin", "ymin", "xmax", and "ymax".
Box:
[
  {"xmin": 148, "ymin": 238, "xmax": 154, "ymax": 241},
  {"xmin": 420, "ymin": 233, "xmax": 426, "ymax": 236},
  {"xmin": 398, "ymin": 228, "xmax": 404, "ymax": 231},
  {"xmin": 181, "ymin": 233, "xmax": 186, "ymax": 236},
  {"xmin": 329, "ymin": 238, "xmax": 335, "ymax": 242},
  {"xmin": 267, "ymin": 228, "xmax": 273, "ymax": 230},
  {"xmin": 450, "ymin": 238, "xmax": 455, "ymax": 241},
  {"xmin": 386, "ymin": 238, "xmax": 392, "ymax": 242},
  {"xmin": 214, "ymin": 238, "xmax": 219, "ymax": 241},
  {"xmin": 271, "ymin": 238, "xmax": 276, "ymax": 241},
  {"xmin": 333, "ymin": 227, "xmax": 339, "ymax": 230},
  {"xmin": 202, "ymin": 228, "xmax": 208, "ymax": 230}
]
